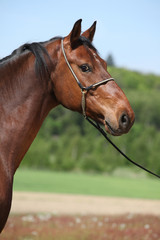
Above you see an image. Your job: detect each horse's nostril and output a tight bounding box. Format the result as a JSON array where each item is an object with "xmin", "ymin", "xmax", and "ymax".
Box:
[
  {"xmin": 119, "ymin": 114, "xmax": 129, "ymax": 129},
  {"xmin": 122, "ymin": 114, "xmax": 128, "ymax": 124}
]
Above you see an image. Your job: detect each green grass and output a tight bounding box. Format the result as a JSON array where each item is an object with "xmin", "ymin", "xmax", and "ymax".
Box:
[{"xmin": 13, "ymin": 169, "xmax": 160, "ymax": 200}]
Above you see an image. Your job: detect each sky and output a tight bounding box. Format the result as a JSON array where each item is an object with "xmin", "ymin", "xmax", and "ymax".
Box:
[{"xmin": 0, "ymin": 0, "xmax": 160, "ymax": 75}]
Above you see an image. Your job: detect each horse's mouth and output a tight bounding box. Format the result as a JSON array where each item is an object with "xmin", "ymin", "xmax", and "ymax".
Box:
[
  {"xmin": 95, "ymin": 114, "xmax": 120, "ymax": 136},
  {"xmin": 91, "ymin": 114, "xmax": 123, "ymax": 136},
  {"xmin": 104, "ymin": 120, "xmax": 123, "ymax": 136}
]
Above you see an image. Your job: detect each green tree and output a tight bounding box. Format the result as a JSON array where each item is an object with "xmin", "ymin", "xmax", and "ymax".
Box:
[{"xmin": 106, "ymin": 54, "xmax": 115, "ymax": 66}]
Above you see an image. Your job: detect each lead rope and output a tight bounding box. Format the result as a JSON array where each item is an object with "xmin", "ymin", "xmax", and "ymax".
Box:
[
  {"xmin": 86, "ymin": 117, "xmax": 160, "ymax": 179},
  {"xmin": 61, "ymin": 39, "xmax": 160, "ymax": 179}
]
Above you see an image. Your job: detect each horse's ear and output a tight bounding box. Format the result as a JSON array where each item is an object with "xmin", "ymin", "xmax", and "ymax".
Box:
[
  {"xmin": 66, "ymin": 19, "xmax": 82, "ymax": 48},
  {"xmin": 82, "ymin": 21, "xmax": 97, "ymax": 42}
]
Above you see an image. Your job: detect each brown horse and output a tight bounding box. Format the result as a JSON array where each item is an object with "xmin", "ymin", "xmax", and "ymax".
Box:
[{"xmin": 0, "ymin": 19, "xmax": 134, "ymax": 232}]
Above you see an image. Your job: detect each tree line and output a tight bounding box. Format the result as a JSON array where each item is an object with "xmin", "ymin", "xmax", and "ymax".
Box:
[{"xmin": 21, "ymin": 66, "xmax": 160, "ymax": 175}]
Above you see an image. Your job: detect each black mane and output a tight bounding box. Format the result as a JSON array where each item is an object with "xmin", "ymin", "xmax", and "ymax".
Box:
[
  {"xmin": 0, "ymin": 37, "xmax": 62, "ymax": 82},
  {"xmin": 0, "ymin": 37, "xmax": 62, "ymax": 64},
  {"xmin": 22, "ymin": 42, "xmax": 53, "ymax": 81}
]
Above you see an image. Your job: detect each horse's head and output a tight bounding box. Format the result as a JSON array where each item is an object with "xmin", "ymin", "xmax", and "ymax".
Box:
[{"xmin": 52, "ymin": 19, "xmax": 135, "ymax": 136}]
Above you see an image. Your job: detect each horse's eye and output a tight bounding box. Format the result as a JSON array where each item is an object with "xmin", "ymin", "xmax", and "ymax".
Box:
[{"xmin": 79, "ymin": 64, "xmax": 92, "ymax": 73}]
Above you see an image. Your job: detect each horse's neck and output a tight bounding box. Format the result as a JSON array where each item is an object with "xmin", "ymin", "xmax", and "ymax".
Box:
[{"xmin": 0, "ymin": 54, "xmax": 58, "ymax": 175}]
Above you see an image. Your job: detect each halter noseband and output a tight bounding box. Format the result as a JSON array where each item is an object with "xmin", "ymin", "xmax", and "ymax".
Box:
[{"xmin": 61, "ymin": 39, "xmax": 114, "ymax": 118}]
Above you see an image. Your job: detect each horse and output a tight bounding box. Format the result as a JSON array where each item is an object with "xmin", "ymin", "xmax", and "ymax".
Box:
[{"xmin": 0, "ymin": 19, "xmax": 135, "ymax": 232}]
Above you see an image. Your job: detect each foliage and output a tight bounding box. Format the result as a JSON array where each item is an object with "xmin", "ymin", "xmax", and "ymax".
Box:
[{"xmin": 21, "ymin": 67, "xmax": 160, "ymax": 175}]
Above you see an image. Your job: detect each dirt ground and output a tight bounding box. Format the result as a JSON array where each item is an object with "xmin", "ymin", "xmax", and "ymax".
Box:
[
  {"xmin": 2, "ymin": 192, "xmax": 160, "ymax": 240},
  {"xmin": 11, "ymin": 191, "xmax": 160, "ymax": 215}
]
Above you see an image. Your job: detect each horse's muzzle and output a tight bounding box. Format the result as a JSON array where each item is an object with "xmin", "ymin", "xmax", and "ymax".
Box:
[{"xmin": 105, "ymin": 111, "xmax": 135, "ymax": 136}]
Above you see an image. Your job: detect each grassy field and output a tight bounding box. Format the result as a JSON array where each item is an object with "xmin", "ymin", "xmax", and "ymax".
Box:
[{"xmin": 13, "ymin": 168, "xmax": 160, "ymax": 199}]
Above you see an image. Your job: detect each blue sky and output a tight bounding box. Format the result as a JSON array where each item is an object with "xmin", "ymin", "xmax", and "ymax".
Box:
[{"xmin": 1, "ymin": 0, "xmax": 160, "ymax": 74}]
